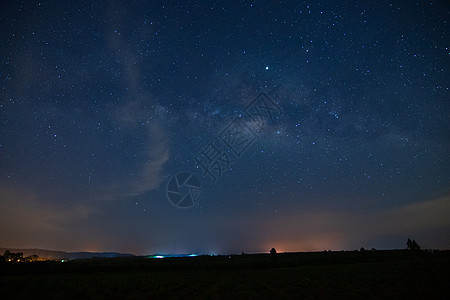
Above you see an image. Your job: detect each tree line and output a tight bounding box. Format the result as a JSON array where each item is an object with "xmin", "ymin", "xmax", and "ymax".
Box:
[{"xmin": 0, "ymin": 250, "xmax": 39, "ymax": 263}]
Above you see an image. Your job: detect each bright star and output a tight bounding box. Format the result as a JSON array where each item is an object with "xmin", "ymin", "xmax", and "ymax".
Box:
[{"xmin": 265, "ymin": 66, "xmax": 269, "ymax": 70}]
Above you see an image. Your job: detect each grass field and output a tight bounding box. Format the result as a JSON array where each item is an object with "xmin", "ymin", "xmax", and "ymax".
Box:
[{"xmin": 1, "ymin": 250, "xmax": 449, "ymax": 299}]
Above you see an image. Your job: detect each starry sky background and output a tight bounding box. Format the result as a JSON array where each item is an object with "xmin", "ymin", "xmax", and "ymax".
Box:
[{"xmin": 1, "ymin": 1, "xmax": 449, "ymax": 255}]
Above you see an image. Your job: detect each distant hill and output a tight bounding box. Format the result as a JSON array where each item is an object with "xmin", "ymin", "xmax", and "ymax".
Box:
[{"xmin": 0, "ymin": 247, "xmax": 135, "ymax": 260}]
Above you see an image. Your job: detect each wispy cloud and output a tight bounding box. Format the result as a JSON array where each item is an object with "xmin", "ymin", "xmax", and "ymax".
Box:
[
  {"xmin": 198, "ymin": 193, "xmax": 450, "ymax": 253},
  {"xmin": 103, "ymin": 3, "xmax": 170, "ymax": 198},
  {"xmin": 0, "ymin": 186, "xmax": 96, "ymax": 249},
  {"xmin": 265, "ymin": 193, "xmax": 450, "ymax": 251},
  {"xmin": 129, "ymin": 125, "xmax": 170, "ymax": 196}
]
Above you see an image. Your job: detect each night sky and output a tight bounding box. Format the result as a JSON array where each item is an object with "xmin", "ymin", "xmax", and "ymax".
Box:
[{"xmin": 1, "ymin": 1, "xmax": 449, "ymax": 255}]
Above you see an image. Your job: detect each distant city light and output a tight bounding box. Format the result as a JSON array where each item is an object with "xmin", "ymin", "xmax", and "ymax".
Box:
[{"xmin": 148, "ymin": 254, "xmax": 199, "ymax": 258}]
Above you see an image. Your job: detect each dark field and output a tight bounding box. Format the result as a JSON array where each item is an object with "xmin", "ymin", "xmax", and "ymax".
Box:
[{"xmin": 1, "ymin": 250, "xmax": 449, "ymax": 299}]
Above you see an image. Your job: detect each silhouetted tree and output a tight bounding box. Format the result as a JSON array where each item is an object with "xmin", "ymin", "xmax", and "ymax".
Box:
[
  {"xmin": 3, "ymin": 250, "xmax": 23, "ymax": 262},
  {"xmin": 270, "ymin": 248, "xmax": 277, "ymax": 255},
  {"xmin": 3, "ymin": 250, "xmax": 11, "ymax": 262},
  {"xmin": 25, "ymin": 254, "xmax": 39, "ymax": 262},
  {"xmin": 407, "ymin": 238, "xmax": 421, "ymax": 251},
  {"xmin": 360, "ymin": 247, "xmax": 366, "ymax": 252}
]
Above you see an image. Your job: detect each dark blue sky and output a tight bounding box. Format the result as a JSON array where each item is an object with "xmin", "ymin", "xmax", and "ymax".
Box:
[{"xmin": 1, "ymin": 1, "xmax": 449, "ymax": 255}]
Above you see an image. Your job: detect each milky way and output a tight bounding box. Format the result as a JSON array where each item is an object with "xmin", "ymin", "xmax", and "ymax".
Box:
[{"xmin": 1, "ymin": 1, "xmax": 449, "ymax": 254}]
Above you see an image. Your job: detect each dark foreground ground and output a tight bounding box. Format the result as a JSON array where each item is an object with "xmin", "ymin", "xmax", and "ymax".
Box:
[{"xmin": 1, "ymin": 250, "xmax": 449, "ymax": 299}]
